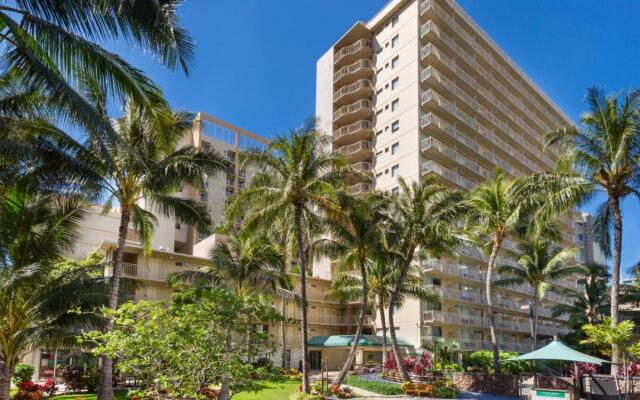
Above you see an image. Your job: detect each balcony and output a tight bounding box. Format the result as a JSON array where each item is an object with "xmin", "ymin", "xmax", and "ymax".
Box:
[
  {"xmin": 333, "ymin": 99, "xmax": 373, "ymax": 125},
  {"xmin": 352, "ymin": 161, "xmax": 373, "ymax": 174},
  {"xmin": 423, "ymin": 310, "xmax": 487, "ymax": 329},
  {"xmin": 335, "ymin": 140, "xmax": 372, "ymax": 163},
  {"xmin": 333, "ymin": 59, "xmax": 374, "ymax": 86},
  {"xmin": 347, "ymin": 182, "xmax": 372, "ymax": 195},
  {"xmin": 424, "ymin": 258, "xmax": 485, "ymax": 283},
  {"xmin": 105, "ymin": 262, "xmax": 179, "ymax": 283},
  {"xmin": 334, "ymin": 39, "xmax": 373, "ymax": 68},
  {"xmin": 333, "ymin": 79, "xmax": 373, "ymax": 106},
  {"xmin": 421, "ymin": 160, "xmax": 475, "ymax": 190},
  {"xmin": 421, "ymin": 136, "xmax": 490, "ymax": 180},
  {"xmin": 334, "ymin": 120, "xmax": 373, "ymax": 146}
]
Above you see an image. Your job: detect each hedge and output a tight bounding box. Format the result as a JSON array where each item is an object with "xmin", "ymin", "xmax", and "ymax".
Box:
[{"xmin": 344, "ymin": 375, "xmax": 404, "ymax": 395}]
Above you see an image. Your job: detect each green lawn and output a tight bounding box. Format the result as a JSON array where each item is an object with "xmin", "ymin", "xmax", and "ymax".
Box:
[
  {"xmin": 50, "ymin": 390, "xmax": 128, "ymax": 400},
  {"xmin": 233, "ymin": 381, "xmax": 299, "ymax": 400}
]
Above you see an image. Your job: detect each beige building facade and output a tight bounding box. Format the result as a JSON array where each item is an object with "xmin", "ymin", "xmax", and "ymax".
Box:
[{"xmin": 316, "ymin": 0, "xmax": 580, "ymax": 353}]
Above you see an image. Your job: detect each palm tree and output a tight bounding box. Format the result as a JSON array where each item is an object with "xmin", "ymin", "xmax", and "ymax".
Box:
[
  {"xmin": 0, "ymin": 180, "xmax": 109, "ymax": 400},
  {"xmin": 316, "ymin": 193, "xmax": 389, "ymax": 386},
  {"xmin": 227, "ymin": 121, "xmax": 353, "ymax": 392},
  {"xmin": 0, "ymin": 0, "xmax": 193, "ymax": 143},
  {"xmin": 494, "ymin": 240, "xmax": 585, "ymax": 350},
  {"xmin": 13, "ymin": 94, "xmax": 228, "ymax": 399},
  {"xmin": 541, "ymin": 88, "xmax": 640, "ymax": 371},
  {"xmin": 330, "ymin": 249, "xmax": 439, "ymax": 367},
  {"xmin": 386, "ymin": 177, "xmax": 462, "ymax": 381},
  {"xmin": 552, "ymin": 263, "xmax": 610, "ymax": 328}
]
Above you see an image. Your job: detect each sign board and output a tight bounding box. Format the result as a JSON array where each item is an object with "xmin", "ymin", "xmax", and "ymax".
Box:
[{"xmin": 533, "ymin": 389, "xmax": 571, "ymax": 400}]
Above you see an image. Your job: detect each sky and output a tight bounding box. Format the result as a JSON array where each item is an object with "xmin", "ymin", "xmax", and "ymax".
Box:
[{"xmin": 111, "ymin": 0, "xmax": 640, "ymax": 277}]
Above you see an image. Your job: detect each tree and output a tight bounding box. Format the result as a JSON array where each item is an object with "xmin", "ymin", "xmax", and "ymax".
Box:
[
  {"xmin": 494, "ymin": 240, "xmax": 585, "ymax": 350},
  {"xmin": 329, "ymin": 249, "xmax": 439, "ymax": 367},
  {"xmin": 464, "ymin": 169, "xmax": 529, "ymax": 373},
  {"xmin": 553, "ymin": 263, "xmax": 610, "ymax": 328},
  {"xmin": 543, "ymin": 88, "xmax": 640, "ymax": 371},
  {"xmin": 82, "ymin": 288, "xmax": 280, "ymax": 400},
  {"xmin": 0, "ymin": 180, "xmax": 109, "ymax": 400},
  {"xmin": 320, "ymin": 192, "xmax": 405, "ymax": 386},
  {"xmin": 386, "ymin": 177, "xmax": 462, "ymax": 381},
  {"xmin": 0, "ymin": 0, "xmax": 193, "ymax": 145},
  {"xmin": 227, "ymin": 121, "xmax": 353, "ymax": 392}
]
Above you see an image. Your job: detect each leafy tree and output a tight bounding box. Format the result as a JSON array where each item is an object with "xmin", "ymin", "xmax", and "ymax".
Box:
[
  {"xmin": 330, "ymin": 246, "xmax": 439, "ymax": 367},
  {"xmin": 0, "ymin": 181, "xmax": 109, "ymax": 400},
  {"xmin": 227, "ymin": 122, "xmax": 353, "ymax": 393},
  {"xmin": 553, "ymin": 263, "xmax": 610, "ymax": 328},
  {"xmin": 0, "ymin": 0, "xmax": 193, "ymax": 146},
  {"xmin": 386, "ymin": 177, "xmax": 462, "ymax": 381},
  {"xmin": 82, "ymin": 288, "xmax": 280, "ymax": 400},
  {"xmin": 495, "ymin": 240, "xmax": 585, "ymax": 350},
  {"xmin": 541, "ymin": 88, "xmax": 640, "ymax": 371}
]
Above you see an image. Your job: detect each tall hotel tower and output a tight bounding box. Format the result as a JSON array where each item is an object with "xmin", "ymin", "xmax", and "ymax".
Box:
[{"xmin": 316, "ymin": 0, "xmax": 580, "ymax": 352}]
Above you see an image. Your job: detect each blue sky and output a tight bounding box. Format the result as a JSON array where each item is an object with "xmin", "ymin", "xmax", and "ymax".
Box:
[{"xmin": 113, "ymin": 0, "xmax": 640, "ymax": 276}]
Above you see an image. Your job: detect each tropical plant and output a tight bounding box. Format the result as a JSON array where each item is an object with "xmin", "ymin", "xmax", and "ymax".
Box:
[
  {"xmin": 329, "ymin": 247, "xmax": 439, "ymax": 367},
  {"xmin": 0, "ymin": 180, "xmax": 109, "ymax": 400},
  {"xmin": 541, "ymin": 88, "xmax": 640, "ymax": 371},
  {"xmin": 227, "ymin": 120, "xmax": 353, "ymax": 393},
  {"xmin": 0, "ymin": 0, "xmax": 193, "ymax": 150},
  {"xmin": 386, "ymin": 177, "xmax": 463, "ymax": 381},
  {"xmin": 494, "ymin": 239, "xmax": 585, "ymax": 350},
  {"xmin": 553, "ymin": 263, "xmax": 610, "ymax": 328},
  {"xmin": 315, "ymin": 192, "xmax": 388, "ymax": 386}
]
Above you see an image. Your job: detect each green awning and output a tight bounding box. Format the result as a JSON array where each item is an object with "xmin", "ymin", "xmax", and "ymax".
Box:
[
  {"xmin": 308, "ymin": 335, "xmax": 414, "ymax": 348},
  {"xmin": 505, "ymin": 339, "xmax": 610, "ymax": 365}
]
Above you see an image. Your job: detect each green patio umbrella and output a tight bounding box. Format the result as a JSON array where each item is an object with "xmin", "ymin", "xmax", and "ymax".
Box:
[{"xmin": 504, "ymin": 338, "xmax": 610, "ymax": 365}]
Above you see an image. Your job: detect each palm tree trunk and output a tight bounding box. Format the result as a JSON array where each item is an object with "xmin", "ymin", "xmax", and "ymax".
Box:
[
  {"xmin": 388, "ymin": 246, "xmax": 416, "ymax": 382},
  {"xmin": 218, "ymin": 329, "xmax": 233, "ymax": 400},
  {"xmin": 379, "ymin": 298, "xmax": 388, "ymax": 367},
  {"xmin": 98, "ymin": 210, "xmax": 130, "ymax": 400},
  {"xmin": 610, "ymin": 195, "xmax": 622, "ymax": 375},
  {"xmin": 334, "ymin": 257, "xmax": 368, "ymax": 386},
  {"xmin": 0, "ymin": 364, "xmax": 12, "ymax": 400},
  {"xmin": 532, "ymin": 288, "xmax": 538, "ymax": 350},
  {"xmin": 280, "ymin": 295, "xmax": 287, "ymax": 369},
  {"xmin": 486, "ymin": 239, "xmax": 501, "ymax": 374},
  {"xmin": 293, "ymin": 207, "xmax": 310, "ymax": 393}
]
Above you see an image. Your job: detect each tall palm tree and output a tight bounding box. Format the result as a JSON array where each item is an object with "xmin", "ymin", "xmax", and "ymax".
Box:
[
  {"xmin": 552, "ymin": 263, "xmax": 610, "ymax": 328},
  {"xmin": 387, "ymin": 177, "xmax": 462, "ymax": 381},
  {"xmin": 494, "ymin": 240, "xmax": 585, "ymax": 350},
  {"xmin": 226, "ymin": 121, "xmax": 353, "ymax": 393},
  {"xmin": 329, "ymin": 249, "xmax": 439, "ymax": 367},
  {"xmin": 541, "ymin": 88, "xmax": 640, "ymax": 371},
  {"xmin": 315, "ymin": 193, "xmax": 388, "ymax": 386},
  {"xmin": 11, "ymin": 93, "xmax": 228, "ymax": 399},
  {"xmin": 0, "ymin": 0, "xmax": 193, "ymax": 143},
  {"xmin": 0, "ymin": 180, "xmax": 109, "ymax": 400}
]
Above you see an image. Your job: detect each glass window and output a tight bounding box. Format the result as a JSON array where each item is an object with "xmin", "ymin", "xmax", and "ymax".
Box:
[
  {"xmin": 391, "ymin": 186, "xmax": 400, "ymax": 196},
  {"xmin": 391, "ymin": 56, "xmax": 399, "ymax": 69},
  {"xmin": 392, "ymin": 15, "xmax": 399, "ymax": 27},
  {"xmin": 391, "ymin": 77, "xmax": 399, "ymax": 90},
  {"xmin": 391, "ymin": 164, "xmax": 399, "ymax": 177},
  {"xmin": 391, "ymin": 34, "xmax": 399, "ymax": 48},
  {"xmin": 391, "ymin": 98, "xmax": 399, "ymax": 111},
  {"xmin": 391, "ymin": 142, "xmax": 399, "ymax": 155},
  {"xmin": 391, "ymin": 120, "xmax": 400, "ymax": 132}
]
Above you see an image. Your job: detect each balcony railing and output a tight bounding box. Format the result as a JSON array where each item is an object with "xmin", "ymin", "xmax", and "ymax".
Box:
[
  {"xmin": 333, "ymin": 99, "xmax": 372, "ymax": 123},
  {"xmin": 422, "ymin": 160, "xmax": 475, "ymax": 190},
  {"xmin": 335, "ymin": 140, "xmax": 372, "ymax": 157},
  {"xmin": 334, "ymin": 120, "xmax": 373, "ymax": 142},
  {"xmin": 334, "ymin": 39, "xmax": 372, "ymax": 66},
  {"xmin": 347, "ymin": 182, "xmax": 372, "ymax": 194},
  {"xmin": 421, "ymin": 136, "xmax": 490, "ymax": 180},
  {"xmin": 352, "ymin": 161, "xmax": 372, "ymax": 173},
  {"xmin": 333, "ymin": 59, "xmax": 373, "ymax": 84},
  {"xmin": 333, "ymin": 79, "xmax": 373, "ymax": 104}
]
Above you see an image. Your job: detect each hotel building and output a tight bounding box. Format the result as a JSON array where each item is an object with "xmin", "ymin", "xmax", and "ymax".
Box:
[{"xmin": 315, "ymin": 0, "xmax": 580, "ymax": 353}]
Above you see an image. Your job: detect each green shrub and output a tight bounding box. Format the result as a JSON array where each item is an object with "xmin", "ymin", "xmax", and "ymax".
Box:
[
  {"xmin": 434, "ymin": 362, "xmax": 463, "ymax": 372},
  {"xmin": 344, "ymin": 375, "xmax": 403, "ymax": 395},
  {"xmin": 12, "ymin": 364, "xmax": 34, "ymax": 384},
  {"xmin": 463, "ymin": 350, "xmax": 533, "ymax": 374}
]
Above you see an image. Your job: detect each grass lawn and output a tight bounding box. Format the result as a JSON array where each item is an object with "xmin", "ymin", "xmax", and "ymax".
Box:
[
  {"xmin": 50, "ymin": 390, "xmax": 128, "ymax": 400},
  {"xmin": 233, "ymin": 381, "xmax": 299, "ymax": 400}
]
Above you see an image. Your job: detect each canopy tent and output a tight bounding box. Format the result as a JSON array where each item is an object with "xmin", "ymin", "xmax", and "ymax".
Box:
[
  {"xmin": 308, "ymin": 334, "xmax": 414, "ymax": 348},
  {"xmin": 505, "ymin": 338, "xmax": 610, "ymax": 365}
]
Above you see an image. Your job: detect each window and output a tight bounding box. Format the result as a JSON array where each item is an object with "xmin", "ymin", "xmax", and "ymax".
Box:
[
  {"xmin": 391, "ymin": 164, "xmax": 399, "ymax": 177},
  {"xmin": 391, "ymin": 98, "xmax": 399, "ymax": 111},
  {"xmin": 175, "ymin": 223, "xmax": 181, "ymax": 229},
  {"xmin": 391, "ymin": 120, "xmax": 400, "ymax": 132},
  {"xmin": 391, "ymin": 34, "xmax": 399, "ymax": 48},
  {"xmin": 391, "ymin": 77, "xmax": 399, "ymax": 90},
  {"xmin": 391, "ymin": 142, "xmax": 399, "ymax": 155},
  {"xmin": 391, "ymin": 187, "xmax": 400, "ymax": 196},
  {"xmin": 392, "ymin": 15, "xmax": 399, "ymax": 27},
  {"xmin": 391, "ymin": 56, "xmax": 399, "ymax": 69}
]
